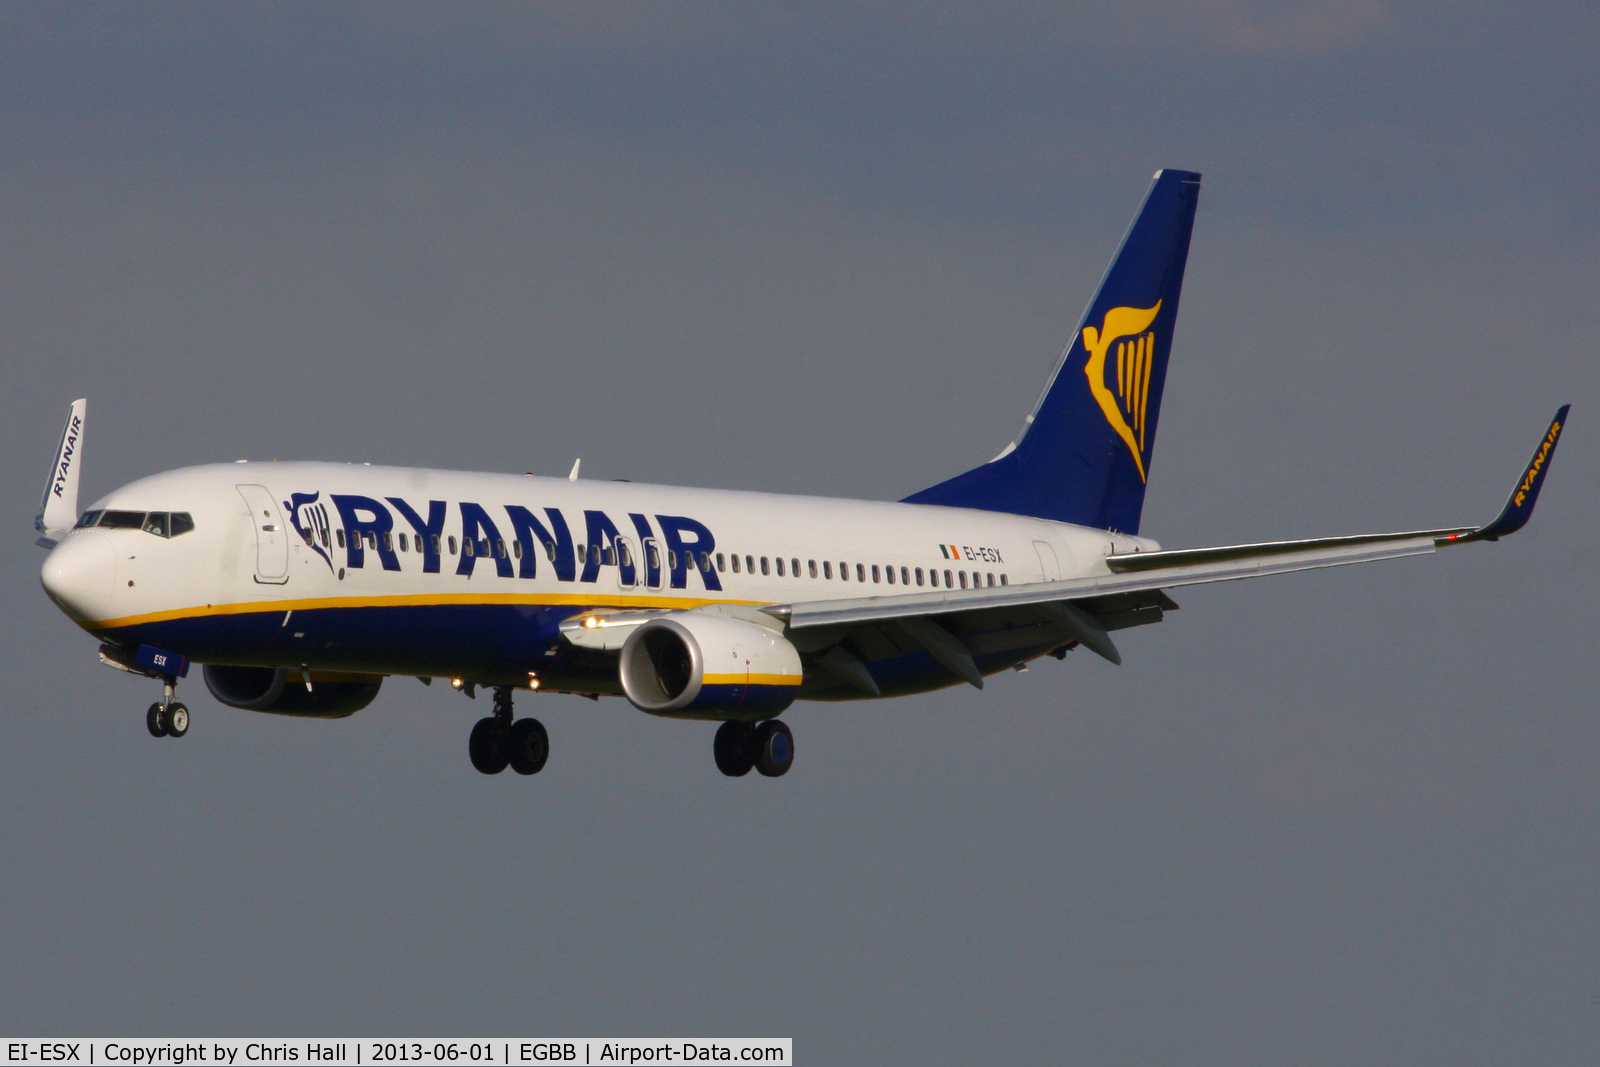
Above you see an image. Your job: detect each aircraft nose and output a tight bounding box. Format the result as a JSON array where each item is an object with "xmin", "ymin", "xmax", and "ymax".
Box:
[{"xmin": 41, "ymin": 533, "xmax": 115, "ymax": 624}]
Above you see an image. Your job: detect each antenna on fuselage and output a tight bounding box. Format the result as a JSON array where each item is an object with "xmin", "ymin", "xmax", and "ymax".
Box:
[{"xmin": 568, "ymin": 458, "xmax": 581, "ymax": 481}]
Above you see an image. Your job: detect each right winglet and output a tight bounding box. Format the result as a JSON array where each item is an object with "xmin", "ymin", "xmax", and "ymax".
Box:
[
  {"xmin": 1441, "ymin": 404, "xmax": 1569, "ymax": 545},
  {"xmin": 35, "ymin": 398, "xmax": 86, "ymax": 548}
]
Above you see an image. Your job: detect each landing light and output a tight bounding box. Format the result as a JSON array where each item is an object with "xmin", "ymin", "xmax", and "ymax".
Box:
[
  {"xmin": 584, "ymin": 616, "xmax": 600, "ymax": 629},
  {"xmin": 528, "ymin": 673, "xmax": 541, "ymax": 691},
  {"xmin": 450, "ymin": 677, "xmax": 464, "ymax": 690}
]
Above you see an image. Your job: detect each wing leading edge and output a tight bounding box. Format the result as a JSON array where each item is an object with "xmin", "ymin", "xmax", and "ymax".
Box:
[{"xmin": 765, "ymin": 406, "xmax": 1570, "ymax": 634}]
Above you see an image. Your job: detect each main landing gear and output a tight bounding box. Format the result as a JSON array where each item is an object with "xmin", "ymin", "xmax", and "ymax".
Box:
[
  {"xmin": 469, "ymin": 686, "xmax": 548, "ymax": 776},
  {"xmin": 713, "ymin": 719, "xmax": 794, "ymax": 778},
  {"xmin": 145, "ymin": 676, "xmax": 188, "ymax": 739}
]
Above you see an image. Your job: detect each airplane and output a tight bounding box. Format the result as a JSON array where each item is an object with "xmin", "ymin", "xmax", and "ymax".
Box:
[{"xmin": 35, "ymin": 169, "xmax": 1568, "ymax": 779}]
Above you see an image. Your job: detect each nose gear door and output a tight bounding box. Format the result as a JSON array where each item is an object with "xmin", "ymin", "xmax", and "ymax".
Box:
[{"xmin": 237, "ymin": 484, "xmax": 289, "ymax": 585}]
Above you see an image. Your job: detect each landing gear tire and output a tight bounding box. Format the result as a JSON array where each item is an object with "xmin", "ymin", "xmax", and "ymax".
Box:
[
  {"xmin": 468, "ymin": 717, "xmax": 510, "ymax": 775},
  {"xmin": 754, "ymin": 719, "xmax": 794, "ymax": 777},
  {"xmin": 713, "ymin": 721, "xmax": 757, "ymax": 777},
  {"xmin": 507, "ymin": 718, "xmax": 549, "ymax": 776},
  {"xmin": 165, "ymin": 702, "xmax": 189, "ymax": 738},
  {"xmin": 146, "ymin": 702, "xmax": 167, "ymax": 738}
]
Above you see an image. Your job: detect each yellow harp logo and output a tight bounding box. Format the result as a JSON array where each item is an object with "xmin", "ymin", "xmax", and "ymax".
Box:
[{"xmin": 1082, "ymin": 301, "xmax": 1161, "ymax": 481}]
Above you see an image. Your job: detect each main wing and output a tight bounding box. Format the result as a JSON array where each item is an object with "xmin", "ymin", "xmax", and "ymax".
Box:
[{"xmin": 760, "ymin": 406, "xmax": 1569, "ymax": 685}]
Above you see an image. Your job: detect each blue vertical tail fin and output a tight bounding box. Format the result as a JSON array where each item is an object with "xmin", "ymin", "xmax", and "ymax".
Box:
[{"xmin": 903, "ymin": 169, "xmax": 1201, "ymax": 534}]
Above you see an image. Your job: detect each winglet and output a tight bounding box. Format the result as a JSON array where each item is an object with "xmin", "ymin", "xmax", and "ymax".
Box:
[
  {"xmin": 35, "ymin": 398, "xmax": 86, "ymax": 548},
  {"xmin": 1443, "ymin": 404, "xmax": 1569, "ymax": 545}
]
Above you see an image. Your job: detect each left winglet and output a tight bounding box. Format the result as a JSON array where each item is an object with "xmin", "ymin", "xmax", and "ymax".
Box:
[
  {"xmin": 35, "ymin": 398, "xmax": 86, "ymax": 548},
  {"xmin": 1441, "ymin": 404, "xmax": 1569, "ymax": 545}
]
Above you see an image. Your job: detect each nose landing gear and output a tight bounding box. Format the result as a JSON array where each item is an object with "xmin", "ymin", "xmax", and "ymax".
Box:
[
  {"xmin": 145, "ymin": 677, "xmax": 188, "ymax": 738},
  {"xmin": 468, "ymin": 685, "xmax": 548, "ymax": 776}
]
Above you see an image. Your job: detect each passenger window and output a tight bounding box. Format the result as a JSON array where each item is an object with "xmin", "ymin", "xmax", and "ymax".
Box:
[
  {"xmin": 618, "ymin": 543, "xmax": 630, "ymax": 567},
  {"xmin": 987, "ymin": 573, "xmax": 995, "ymax": 586},
  {"xmin": 169, "ymin": 512, "xmax": 195, "ymax": 537},
  {"xmin": 944, "ymin": 570, "xmax": 952, "ymax": 587},
  {"xmin": 871, "ymin": 565, "xmax": 880, "ymax": 583},
  {"xmin": 668, "ymin": 550, "xmax": 679, "ymax": 569},
  {"xmin": 791, "ymin": 558, "xmax": 799, "ymax": 577},
  {"xmin": 600, "ymin": 545, "xmax": 612, "ymax": 565},
  {"xmin": 337, "ymin": 529, "xmax": 346, "ymax": 549},
  {"xmin": 499, "ymin": 539, "xmax": 509, "ymax": 559},
  {"xmin": 575, "ymin": 544, "xmax": 586, "ymax": 564},
  {"xmin": 430, "ymin": 534, "xmax": 440, "ymax": 554},
  {"xmin": 901, "ymin": 566, "xmax": 910, "ymax": 585},
  {"xmin": 808, "ymin": 560, "xmax": 817, "ymax": 578},
  {"xmin": 382, "ymin": 532, "xmax": 393, "ymax": 552},
  {"xmin": 731, "ymin": 554, "xmax": 741, "ymax": 573},
  {"xmin": 776, "ymin": 558, "xmax": 785, "ymax": 577},
  {"xmin": 546, "ymin": 541, "xmax": 557, "ymax": 562},
  {"xmin": 884, "ymin": 565, "xmax": 894, "ymax": 585},
  {"xmin": 857, "ymin": 563, "xmax": 866, "ymax": 582},
  {"xmin": 915, "ymin": 567, "xmax": 924, "ymax": 586},
  {"xmin": 143, "ymin": 512, "xmax": 169, "ymax": 537},
  {"xmin": 717, "ymin": 552, "xmax": 726, "ymax": 572},
  {"xmin": 761, "ymin": 557, "xmax": 770, "ymax": 576},
  {"xmin": 513, "ymin": 539, "xmax": 523, "ymax": 559},
  {"xmin": 1001, "ymin": 574, "xmax": 1008, "ymax": 585},
  {"xmin": 464, "ymin": 539, "xmax": 475, "ymax": 558},
  {"xmin": 840, "ymin": 562, "xmax": 849, "ymax": 581},
  {"xmin": 367, "ymin": 532, "xmax": 378, "ymax": 550},
  {"xmin": 448, "ymin": 536, "xmax": 458, "ymax": 555},
  {"xmin": 823, "ymin": 561, "xmax": 832, "ymax": 579},
  {"xmin": 959, "ymin": 571, "xmax": 968, "ymax": 588},
  {"xmin": 398, "ymin": 532, "xmax": 408, "ymax": 552},
  {"xmin": 745, "ymin": 555, "xmax": 754, "ymax": 574}
]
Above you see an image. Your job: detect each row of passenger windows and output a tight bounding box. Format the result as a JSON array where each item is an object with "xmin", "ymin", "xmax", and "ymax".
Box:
[
  {"xmin": 75, "ymin": 510, "xmax": 196, "ymax": 538},
  {"xmin": 322, "ymin": 528, "xmax": 1006, "ymax": 589},
  {"xmin": 717, "ymin": 553, "xmax": 1006, "ymax": 590}
]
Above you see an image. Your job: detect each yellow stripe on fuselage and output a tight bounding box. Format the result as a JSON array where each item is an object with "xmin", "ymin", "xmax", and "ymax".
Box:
[{"xmin": 89, "ymin": 590, "xmax": 769, "ymax": 631}]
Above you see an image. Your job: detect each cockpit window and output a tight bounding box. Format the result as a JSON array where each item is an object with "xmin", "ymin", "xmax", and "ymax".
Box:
[
  {"xmin": 98, "ymin": 510, "xmax": 146, "ymax": 529},
  {"xmin": 76, "ymin": 509, "xmax": 195, "ymax": 537}
]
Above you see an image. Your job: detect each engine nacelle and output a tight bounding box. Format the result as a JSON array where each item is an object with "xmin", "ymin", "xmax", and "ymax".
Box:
[
  {"xmin": 619, "ymin": 615, "xmax": 802, "ymax": 720},
  {"xmin": 202, "ymin": 664, "xmax": 382, "ymax": 718}
]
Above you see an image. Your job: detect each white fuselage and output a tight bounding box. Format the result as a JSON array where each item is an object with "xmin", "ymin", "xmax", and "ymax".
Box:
[{"xmin": 41, "ymin": 460, "xmax": 1157, "ymax": 697}]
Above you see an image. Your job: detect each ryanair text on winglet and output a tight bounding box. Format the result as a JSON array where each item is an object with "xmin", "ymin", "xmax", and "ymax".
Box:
[
  {"xmin": 1513, "ymin": 417, "xmax": 1562, "ymax": 508},
  {"xmin": 50, "ymin": 413, "xmax": 81, "ymax": 499}
]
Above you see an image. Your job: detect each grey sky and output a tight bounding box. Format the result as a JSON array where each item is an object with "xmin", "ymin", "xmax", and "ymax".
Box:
[{"xmin": 3, "ymin": 4, "xmax": 1597, "ymax": 1064}]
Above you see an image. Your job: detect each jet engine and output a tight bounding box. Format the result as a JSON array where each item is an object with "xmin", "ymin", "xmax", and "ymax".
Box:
[
  {"xmin": 202, "ymin": 664, "xmax": 382, "ymax": 718},
  {"xmin": 619, "ymin": 614, "xmax": 802, "ymax": 720}
]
